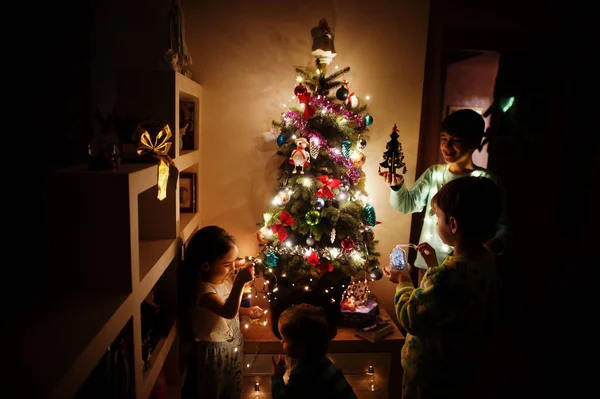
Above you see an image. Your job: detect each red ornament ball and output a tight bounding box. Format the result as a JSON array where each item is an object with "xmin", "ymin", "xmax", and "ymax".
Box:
[{"xmin": 294, "ymin": 83, "xmax": 308, "ymax": 97}]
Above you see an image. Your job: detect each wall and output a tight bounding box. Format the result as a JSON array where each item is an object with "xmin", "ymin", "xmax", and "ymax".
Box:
[{"xmin": 86, "ymin": 0, "xmax": 430, "ymax": 323}]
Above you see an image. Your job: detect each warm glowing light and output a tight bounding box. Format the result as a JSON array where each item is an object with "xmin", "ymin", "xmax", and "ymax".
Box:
[
  {"xmin": 234, "ymin": 347, "xmax": 238, "ymax": 352},
  {"xmin": 329, "ymin": 248, "xmax": 340, "ymax": 258},
  {"xmin": 285, "ymin": 241, "xmax": 292, "ymax": 248},
  {"xmin": 304, "ymin": 286, "xmax": 309, "ymax": 291},
  {"xmin": 296, "ymin": 76, "xmax": 303, "ymax": 83},
  {"xmin": 301, "ymin": 177, "xmax": 313, "ymax": 188},
  {"xmin": 366, "ymin": 95, "xmax": 370, "ymax": 100}
]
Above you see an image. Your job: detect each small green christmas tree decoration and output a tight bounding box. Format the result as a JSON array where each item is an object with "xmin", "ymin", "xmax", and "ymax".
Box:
[
  {"xmin": 379, "ymin": 124, "xmax": 407, "ymax": 176},
  {"xmin": 253, "ymin": 19, "xmax": 381, "ymax": 306}
]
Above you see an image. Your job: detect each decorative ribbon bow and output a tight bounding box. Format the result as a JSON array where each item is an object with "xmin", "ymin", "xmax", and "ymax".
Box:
[
  {"xmin": 306, "ymin": 250, "xmax": 319, "ymax": 266},
  {"xmin": 270, "ymin": 211, "xmax": 294, "ymax": 242},
  {"xmin": 316, "ymin": 175, "xmax": 341, "ymax": 200},
  {"xmin": 137, "ymin": 125, "xmax": 176, "ymax": 201}
]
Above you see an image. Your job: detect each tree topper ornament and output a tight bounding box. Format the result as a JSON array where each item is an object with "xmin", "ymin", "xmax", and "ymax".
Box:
[
  {"xmin": 289, "ymin": 137, "xmax": 311, "ymax": 174},
  {"xmin": 311, "ymin": 18, "xmax": 337, "ymax": 72}
]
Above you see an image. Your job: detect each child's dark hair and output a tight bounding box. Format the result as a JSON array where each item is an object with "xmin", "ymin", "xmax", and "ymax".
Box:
[
  {"xmin": 431, "ymin": 176, "xmax": 501, "ymax": 242},
  {"xmin": 184, "ymin": 225, "xmax": 236, "ymax": 281},
  {"xmin": 278, "ymin": 303, "xmax": 329, "ymax": 357},
  {"xmin": 179, "ymin": 225, "xmax": 236, "ymax": 318},
  {"xmin": 441, "ymin": 109, "xmax": 486, "ymax": 149}
]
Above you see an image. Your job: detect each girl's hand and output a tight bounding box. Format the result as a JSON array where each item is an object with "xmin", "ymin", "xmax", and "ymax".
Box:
[
  {"xmin": 383, "ymin": 265, "xmax": 412, "ymax": 284},
  {"xmin": 272, "ymin": 354, "xmax": 286, "ymax": 376},
  {"xmin": 235, "ymin": 263, "xmax": 255, "ymax": 285},
  {"xmin": 417, "ymin": 242, "xmax": 438, "ymax": 268},
  {"xmin": 234, "ymin": 257, "xmax": 246, "ymax": 269},
  {"xmin": 241, "ymin": 306, "xmax": 264, "ymax": 319},
  {"xmin": 378, "ymin": 167, "xmax": 404, "ymax": 187}
]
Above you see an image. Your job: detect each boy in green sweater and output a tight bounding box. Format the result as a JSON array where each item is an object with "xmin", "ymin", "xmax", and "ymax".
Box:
[{"xmin": 384, "ymin": 176, "xmax": 502, "ymax": 399}]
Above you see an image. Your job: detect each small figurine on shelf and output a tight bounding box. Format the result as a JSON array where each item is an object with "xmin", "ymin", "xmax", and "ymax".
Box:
[
  {"xmin": 88, "ymin": 108, "xmax": 123, "ymax": 171},
  {"xmin": 379, "ymin": 124, "xmax": 407, "ymax": 176}
]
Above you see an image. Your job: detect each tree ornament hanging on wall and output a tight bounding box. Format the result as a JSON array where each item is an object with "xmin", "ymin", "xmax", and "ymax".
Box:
[{"xmin": 379, "ymin": 124, "xmax": 407, "ymax": 176}]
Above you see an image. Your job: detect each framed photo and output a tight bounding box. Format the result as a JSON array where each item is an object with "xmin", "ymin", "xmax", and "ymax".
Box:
[
  {"xmin": 179, "ymin": 100, "xmax": 196, "ymax": 151},
  {"xmin": 179, "ymin": 172, "xmax": 197, "ymax": 213}
]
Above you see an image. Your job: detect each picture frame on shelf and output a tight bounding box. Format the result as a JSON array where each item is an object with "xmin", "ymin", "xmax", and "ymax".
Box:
[
  {"xmin": 179, "ymin": 172, "xmax": 196, "ymax": 213},
  {"xmin": 179, "ymin": 99, "xmax": 196, "ymax": 151}
]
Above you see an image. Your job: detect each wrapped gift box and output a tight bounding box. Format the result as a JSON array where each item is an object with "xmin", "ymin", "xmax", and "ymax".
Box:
[{"xmin": 340, "ymin": 299, "xmax": 379, "ymax": 328}]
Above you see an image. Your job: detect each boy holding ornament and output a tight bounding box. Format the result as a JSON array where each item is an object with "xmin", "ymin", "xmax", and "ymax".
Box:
[
  {"xmin": 378, "ymin": 109, "xmax": 508, "ymax": 285},
  {"xmin": 384, "ymin": 176, "xmax": 503, "ymax": 399}
]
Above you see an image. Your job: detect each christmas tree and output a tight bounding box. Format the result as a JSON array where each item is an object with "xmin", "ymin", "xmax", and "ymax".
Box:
[
  {"xmin": 379, "ymin": 124, "xmax": 407, "ymax": 176},
  {"xmin": 253, "ymin": 20, "xmax": 381, "ymax": 308}
]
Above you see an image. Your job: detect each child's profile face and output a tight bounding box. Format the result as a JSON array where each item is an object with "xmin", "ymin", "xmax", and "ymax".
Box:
[
  {"xmin": 279, "ymin": 332, "xmax": 303, "ymax": 358},
  {"xmin": 206, "ymin": 245, "xmax": 239, "ymax": 283},
  {"xmin": 434, "ymin": 205, "xmax": 455, "ymax": 246},
  {"xmin": 440, "ymin": 132, "xmax": 476, "ymax": 165}
]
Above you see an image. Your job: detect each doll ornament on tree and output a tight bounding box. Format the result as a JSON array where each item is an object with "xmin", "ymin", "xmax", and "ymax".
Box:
[{"xmin": 289, "ymin": 137, "xmax": 311, "ymax": 174}]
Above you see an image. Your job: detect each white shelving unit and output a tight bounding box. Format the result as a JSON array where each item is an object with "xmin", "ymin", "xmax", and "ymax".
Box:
[{"xmin": 5, "ymin": 71, "xmax": 202, "ymax": 399}]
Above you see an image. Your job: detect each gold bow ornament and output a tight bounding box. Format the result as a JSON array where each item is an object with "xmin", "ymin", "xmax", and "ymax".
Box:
[{"xmin": 137, "ymin": 125, "xmax": 177, "ymax": 200}]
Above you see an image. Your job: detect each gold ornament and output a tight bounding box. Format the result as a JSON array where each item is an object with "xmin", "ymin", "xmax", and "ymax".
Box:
[
  {"xmin": 137, "ymin": 125, "xmax": 176, "ymax": 200},
  {"xmin": 350, "ymin": 150, "xmax": 366, "ymax": 168},
  {"xmin": 256, "ymin": 228, "xmax": 269, "ymax": 244}
]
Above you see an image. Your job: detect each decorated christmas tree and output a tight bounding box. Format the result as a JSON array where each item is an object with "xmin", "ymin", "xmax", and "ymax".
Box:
[{"xmin": 252, "ymin": 19, "xmax": 382, "ymax": 336}]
